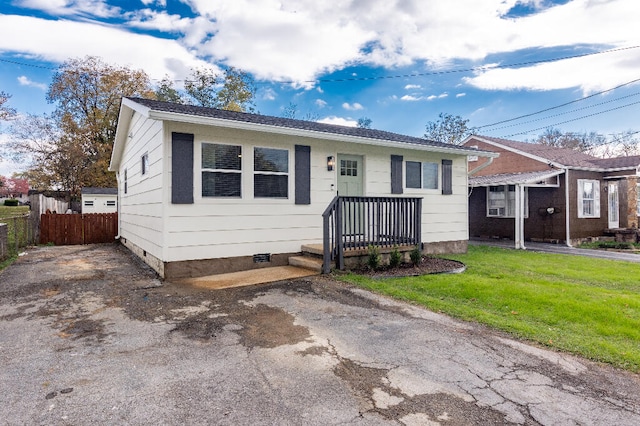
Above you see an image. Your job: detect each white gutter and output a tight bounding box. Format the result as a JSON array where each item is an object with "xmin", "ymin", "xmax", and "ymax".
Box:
[
  {"xmin": 468, "ymin": 156, "xmax": 495, "ymax": 176},
  {"xmin": 565, "ymin": 168, "xmax": 572, "ymax": 247}
]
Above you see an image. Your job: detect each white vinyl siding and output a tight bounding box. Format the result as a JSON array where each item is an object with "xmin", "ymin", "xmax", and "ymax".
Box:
[
  {"xmin": 487, "ymin": 185, "xmax": 528, "ymax": 218},
  {"xmin": 577, "ymin": 179, "xmax": 600, "ymax": 218}
]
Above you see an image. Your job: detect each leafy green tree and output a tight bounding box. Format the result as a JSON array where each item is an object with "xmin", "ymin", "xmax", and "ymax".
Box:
[
  {"xmin": 424, "ymin": 112, "xmax": 472, "ymax": 145},
  {"xmin": 155, "ymin": 75, "xmax": 184, "ymax": 104},
  {"xmin": 184, "ymin": 66, "xmax": 256, "ymax": 112}
]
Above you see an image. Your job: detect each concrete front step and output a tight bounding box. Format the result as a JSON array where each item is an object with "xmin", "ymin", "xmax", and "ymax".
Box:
[{"xmin": 288, "ymin": 255, "xmax": 323, "ymax": 273}]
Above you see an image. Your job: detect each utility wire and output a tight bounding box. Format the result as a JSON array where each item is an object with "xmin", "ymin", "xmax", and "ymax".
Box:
[
  {"xmin": 501, "ymin": 100, "xmax": 640, "ymax": 138},
  {"xmin": 477, "ymin": 77, "xmax": 640, "ymax": 129},
  {"xmin": 487, "ymin": 92, "xmax": 640, "ymax": 131},
  {"xmin": 2, "ymin": 45, "xmax": 639, "ymax": 84}
]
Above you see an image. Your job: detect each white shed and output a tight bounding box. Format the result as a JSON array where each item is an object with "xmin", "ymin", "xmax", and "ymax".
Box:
[{"xmin": 81, "ymin": 187, "xmax": 118, "ymax": 213}]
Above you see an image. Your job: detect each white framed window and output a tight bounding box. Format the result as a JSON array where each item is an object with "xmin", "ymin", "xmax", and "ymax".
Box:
[
  {"xmin": 84, "ymin": 200, "xmax": 94, "ymax": 207},
  {"xmin": 106, "ymin": 200, "xmax": 116, "ymax": 207},
  {"xmin": 487, "ymin": 185, "xmax": 528, "ymax": 218},
  {"xmin": 201, "ymin": 143, "xmax": 242, "ymax": 197},
  {"xmin": 406, "ymin": 161, "xmax": 438, "ymax": 190},
  {"xmin": 141, "ymin": 152, "xmax": 149, "ymax": 176},
  {"xmin": 254, "ymin": 147, "xmax": 289, "ymax": 198},
  {"xmin": 577, "ymin": 179, "xmax": 600, "ymax": 218}
]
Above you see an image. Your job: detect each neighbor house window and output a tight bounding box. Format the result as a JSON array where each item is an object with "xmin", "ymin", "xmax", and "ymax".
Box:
[
  {"xmin": 84, "ymin": 200, "xmax": 94, "ymax": 207},
  {"xmin": 106, "ymin": 200, "xmax": 116, "ymax": 207},
  {"xmin": 487, "ymin": 185, "xmax": 528, "ymax": 218},
  {"xmin": 406, "ymin": 161, "xmax": 438, "ymax": 189},
  {"xmin": 577, "ymin": 179, "xmax": 600, "ymax": 218},
  {"xmin": 202, "ymin": 143, "xmax": 242, "ymax": 197},
  {"xmin": 141, "ymin": 153, "xmax": 149, "ymax": 176},
  {"xmin": 254, "ymin": 147, "xmax": 288, "ymax": 198}
]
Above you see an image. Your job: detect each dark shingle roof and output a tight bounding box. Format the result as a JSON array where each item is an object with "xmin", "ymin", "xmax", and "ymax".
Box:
[
  {"xmin": 82, "ymin": 187, "xmax": 117, "ymax": 195},
  {"xmin": 127, "ymin": 97, "xmax": 477, "ymax": 154},
  {"xmin": 589, "ymin": 155, "xmax": 640, "ymax": 169},
  {"xmin": 475, "ymin": 135, "xmax": 604, "ymax": 168}
]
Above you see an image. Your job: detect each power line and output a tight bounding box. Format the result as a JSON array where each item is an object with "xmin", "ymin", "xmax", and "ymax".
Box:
[
  {"xmin": 486, "ymin": 92, "xmax": 640, "ymax": 131},
  {"xmin": 500, "ymin": 100, "xmax": 640, "ymax": 138},
  {"xmin": 2, "ymin": 45, "xmax": 639, "ymax": 85},
  {"xmin": 477, "ymin": 77, "xmax": 640, "ymax": 129}
]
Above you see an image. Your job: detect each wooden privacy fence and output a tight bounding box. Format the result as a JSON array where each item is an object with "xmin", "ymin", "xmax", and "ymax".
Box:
[{"xmin": 40, "ymin": 213, "xmax": 118, "ymax": 245}]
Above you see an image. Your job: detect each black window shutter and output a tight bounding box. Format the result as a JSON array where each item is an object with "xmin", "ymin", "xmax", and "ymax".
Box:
[
  {"xmin": 442, "ymin": 159, "xmax": 453, "ymax": 195},
  {"xmin": 172, "ymin": 132, "xmax": 194, "ymax": 204},
  {"xmin": 295, "ymin": 145, "xmax": 311, "ymax": 205},
  {"xmin": 391, "ymin": 155, "xmax": 403, "ymax": 194}
]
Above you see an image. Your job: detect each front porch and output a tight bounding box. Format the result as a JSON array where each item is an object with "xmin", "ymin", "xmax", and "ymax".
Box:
[{"xmin": 320, "ymin": 195, "xmax": 423, "ymax": 273}]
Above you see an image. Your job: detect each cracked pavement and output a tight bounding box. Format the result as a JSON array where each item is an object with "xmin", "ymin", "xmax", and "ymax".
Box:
[{"xmin": 1, "ymin": 244, "xmax": 639, "ymax": 425}]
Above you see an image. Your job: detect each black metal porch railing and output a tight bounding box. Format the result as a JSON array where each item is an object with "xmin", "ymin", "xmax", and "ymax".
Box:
[{"xmin": 322, "ymin": 196, "xmax": 423, "ymax": 273}]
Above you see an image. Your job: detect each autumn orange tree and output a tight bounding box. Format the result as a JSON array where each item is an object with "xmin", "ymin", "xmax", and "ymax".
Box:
[{"xmin": 45, "ymin": 56, "xmax": 154, "ymax": 192}]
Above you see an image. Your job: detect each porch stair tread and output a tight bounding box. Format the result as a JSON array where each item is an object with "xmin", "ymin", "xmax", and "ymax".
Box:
[
  {"xmin": 288, "ymin": 255, "xmax": 323, "ymax": 273},
  {"xmin": 302, "ymin": 243, "xmax": 417, "ymax": 258}
]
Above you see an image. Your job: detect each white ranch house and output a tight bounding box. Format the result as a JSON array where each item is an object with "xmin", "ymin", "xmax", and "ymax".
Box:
[{"xmin": 109, "ymin": 98, "xmax": 495, "ymax": 279}]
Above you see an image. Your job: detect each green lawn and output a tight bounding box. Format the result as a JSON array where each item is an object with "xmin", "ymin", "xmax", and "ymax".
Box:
[
  {"xmin": 0, "ymin": 205, "xmax": 29, "ymax": 219},
  {"xmin": 340, "ymin": 245, "xmax": 640, "ymax": 372}
]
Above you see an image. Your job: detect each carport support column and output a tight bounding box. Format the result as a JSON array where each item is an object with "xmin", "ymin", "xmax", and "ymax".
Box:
[{"xmin": 515, "ymin": 184, "xmax": 526, "ymax": 250}]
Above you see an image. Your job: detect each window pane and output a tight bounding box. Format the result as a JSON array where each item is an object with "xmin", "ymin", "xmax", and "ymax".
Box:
[
  {"xmin": 583, "ymin": 181, "xmax": 593, "ymax": 199},
  {"xmin": 406, "ymin": 161, "xmax": 421, "ymax": 188},
  {"xmin": 202, "ymin": 143, "xmax": 241, "ymax": 170},
  {"xmin": 254, "ymin": 148, "xmax": 288, "ymax": 172},
  {"xmin": 254, "ymin": 174, "xmax": 288, "ymax": 198},
  {"xmin": 202, "ymin": 171, "xmax": 241, "ymax": 197},
  {"xmin": 422, "ymin": 162, "xmax": 438, "ymax": 189}
]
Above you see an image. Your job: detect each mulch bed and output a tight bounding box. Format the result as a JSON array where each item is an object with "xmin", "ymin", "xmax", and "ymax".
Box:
[{"xmin": 350, "ymin": 256, "xmax": 465, "ymax": 278}]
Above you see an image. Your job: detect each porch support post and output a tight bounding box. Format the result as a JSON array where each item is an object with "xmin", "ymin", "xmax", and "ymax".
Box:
[
  {"xmin": 565, "ymin": 169, "xmax": 572, "ymax": 247},
  {"xmin": 516, "ymin": 184, "xmax": 526, "ymax": 249}
]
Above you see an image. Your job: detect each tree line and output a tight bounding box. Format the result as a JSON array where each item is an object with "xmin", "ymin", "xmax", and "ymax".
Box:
[{"xmin": 1, "ymin": 56, "xmax": 638, "ymax": 196}]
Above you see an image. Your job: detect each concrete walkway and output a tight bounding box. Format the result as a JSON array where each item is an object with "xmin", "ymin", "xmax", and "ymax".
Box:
[{"xmin": 470, "ymin": 238, "xmax": 640, "ymax": 263}]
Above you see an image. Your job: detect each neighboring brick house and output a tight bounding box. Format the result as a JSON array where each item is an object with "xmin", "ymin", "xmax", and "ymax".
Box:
[{"xmin": 463, "ymin": 135, "xmax": 640, "ymax": 247}]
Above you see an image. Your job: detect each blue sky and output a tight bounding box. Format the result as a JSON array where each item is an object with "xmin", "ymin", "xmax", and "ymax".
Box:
[{"xmin": 1, "ymin": 0, "xmax": 639, "ymax": 175}]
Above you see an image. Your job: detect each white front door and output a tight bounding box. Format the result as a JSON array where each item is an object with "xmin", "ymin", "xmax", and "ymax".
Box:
[
  {"xmin": 608, "ymin": 182, "xmax": 619, "ymax": 229},
  {"xmin": 337, "ymin": 154, "xmax": 363, "ymax": 196}
]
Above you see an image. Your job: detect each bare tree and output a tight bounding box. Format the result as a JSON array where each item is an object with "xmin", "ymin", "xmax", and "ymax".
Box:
[{"xmin": 424, "ymin": 113, "xmax": 472, "ymax": 145}]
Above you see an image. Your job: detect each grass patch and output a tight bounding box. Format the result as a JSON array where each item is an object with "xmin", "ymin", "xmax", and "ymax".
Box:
[
  {"xmin": 0, "ymin": 205, "xmax": 29, "ymax": 219},
  {"xmin": 578, "ymin": 240, "xmax": 640, "ymax": 251},
  {"xmin": 340, "ymin": 245, "xmax": 640, "ymax": 372}
]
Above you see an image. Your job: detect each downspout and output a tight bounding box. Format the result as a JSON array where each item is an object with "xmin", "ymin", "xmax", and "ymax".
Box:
[
  {"xmin": 519, "ymin": 184, "xmax": 526, "ymax": 249},
  {"xmin": 115, "ymin": 171, "xmax": 121, "ymax": 239},
  {"xmin": 514, "ymin": 184, "xmax": 520, "ymax": 249},
  {"xmin": 469, "ymin": 156, "xmax": 494, "ymax": 176},
  {"xmin": 564, "ymin": 169, "xmax": 572, "ymax": 247}
]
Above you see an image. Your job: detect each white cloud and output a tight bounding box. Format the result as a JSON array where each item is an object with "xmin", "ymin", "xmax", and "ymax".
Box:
[
  {"xmin": 4, "ymin": 0, "xmax": 640, "ymax": 94},
  {"xmin": 342, "ymin": 102, "xmax": 363, "ymax": 111},
  {"xmin": 456, "ymin": 93, "xmax": 466, "ymax": 98},
  {"xmin": 15, "ymin": 0, "xmax": 121, "ymax": 18},
  {"xmin": 0, "ymin": 134, "xmax": 25, "ymax": 177},
  {"xmin": 17, "ymin": 76, "xmax": 47, "ymax": 90},
  {"xmin": 317, "ymin": 116, "xmax": 358, "ymax": 127},
  {"xmin": 401, "ymin": 95, "xmax": 423, "ymax": 102},
  {"xmin": 0, "ymin": 14, "xmax": 212, "ymax": 81},
  {"xmin": 315, "ymin": 99, "xmax": 327, "ymax": 108},
  {"xmin": 262, "ymin": 88, "xmax": 277, "ymax": 101}
]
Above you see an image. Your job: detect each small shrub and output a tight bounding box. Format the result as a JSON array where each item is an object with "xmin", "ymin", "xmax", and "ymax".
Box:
[
  {"xmin": 389, "ymin": 246, "xmax": 402, "ymax": 268},
  {"xmin": 410, "ymin": 245, "xmax": 422, "ymax": 266},
  {"xmin": 3, "ymin": 199, "xmax": 19, "ymax": 207},
  {"xmin": 367, "ymin": 245, "xmax": 381, "ymax": 270}
]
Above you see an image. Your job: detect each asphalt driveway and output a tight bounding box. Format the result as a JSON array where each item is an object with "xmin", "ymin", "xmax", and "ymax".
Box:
[{"xmin": 1, "ymin": 244, "xmax": 639, "ymax": 425}]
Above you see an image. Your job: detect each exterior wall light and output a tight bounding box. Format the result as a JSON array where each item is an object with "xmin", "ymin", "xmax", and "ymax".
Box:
[{"xmin": 327, "ymin": 156, "xmax": 335, "ymax": 171}]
